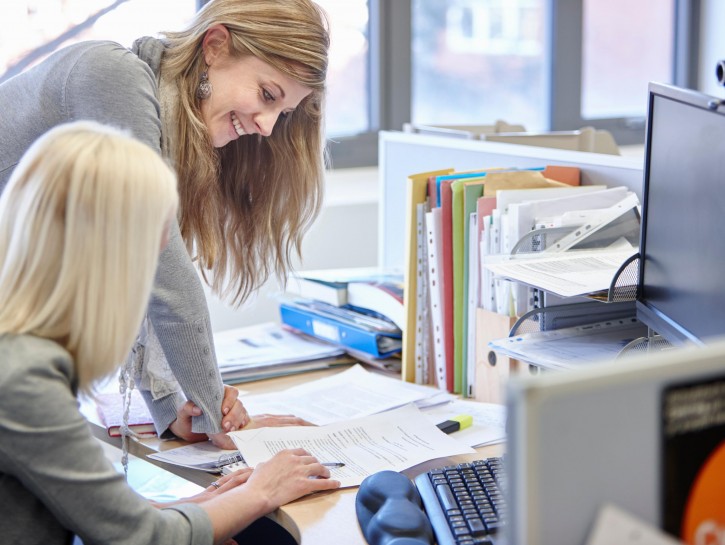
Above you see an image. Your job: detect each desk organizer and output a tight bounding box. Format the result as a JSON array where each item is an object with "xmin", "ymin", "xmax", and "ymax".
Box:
[
  {"xmin": 510, "ymin": 300, "xmax": 637, "ymax": 337},
  {"xmin": 494, "ymin": 255, "xmax": 653, "ymax": 370},
  {"xmin": 510, "ymin": 231, "xmax": 640, "ymax": 303},
  {"xmin": 618, "ymin": 333, "xmax": 674, "ymax": 357}
]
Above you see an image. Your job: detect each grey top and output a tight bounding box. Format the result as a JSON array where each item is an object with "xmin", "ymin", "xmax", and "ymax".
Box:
[
  {"xmin": 0, "ymin": 333, "xmax": 214, "ymax": 545},
  {"xmin": 0, "ymin": 38, "xmax": 224, "ymax": 436}
]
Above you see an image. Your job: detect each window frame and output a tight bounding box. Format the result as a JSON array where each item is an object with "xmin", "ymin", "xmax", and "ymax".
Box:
[
  {"xmin": 327, "ymin": 0, "xmax": 411, "ymax": 168},
  {"xmin": 1, "ymin": 1, "xmax": 701, "ymax": 167},
  {"xmin": 200, "ymin": 0, "xmax": 702, "ymax": 164},
  {"xmin": 198, "ymin": 0, "xmax": 704, "ymax": 164},
  {"xmin": 550, "ymin": 0, "xmax": 700, "ymax": 146}
]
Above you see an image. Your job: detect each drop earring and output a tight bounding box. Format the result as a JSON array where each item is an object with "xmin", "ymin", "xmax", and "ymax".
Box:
[{"xmin": 196, "ymin": 67, "xmax": 212, "ymax": 100}]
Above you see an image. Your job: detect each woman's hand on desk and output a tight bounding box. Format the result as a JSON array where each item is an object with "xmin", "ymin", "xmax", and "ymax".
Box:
[
  {"xmin": 244, "ymin": 449, "xmax": 341, "ymax": 510},
  {"xmin": 219, "ymin": 384, "xmax": 250, "ymax": 431},
  {"xmin": 244, "ymin": 414, "xmax": 314, "ymax": 429},
  {"xmin": 198, "ymin": 468, "xmax": 254, "ymax": 501},
  {"xmin": 169, "ymin": 401, "xmax": 210, "ymax": 443},
  {"xmin": 168, "ymin": 385, "xmax": 251, "ymax": 449},
  {"xmin": 208, "ymin": 414, "xmax": 314, "ymax": 448},
  {"xmin": 210, "ymin": 385, "xmax": 250, "ymax": 448},
  {"xmin": 151, "ymin": 468, "xmax": 254, "ymax": 510}
]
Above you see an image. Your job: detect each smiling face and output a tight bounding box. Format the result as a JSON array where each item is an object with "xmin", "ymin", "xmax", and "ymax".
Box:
[{"xmin": 199, "ymin": 26, "xmax": 312, "ymax": 148}]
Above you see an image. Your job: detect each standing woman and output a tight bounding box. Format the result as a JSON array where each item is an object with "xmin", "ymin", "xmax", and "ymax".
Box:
[
  {"xmin": 0, "ymin": 121, "xmax": 340, "ymax": 545},
  {"xmin": 0, "ymin": 0, "xmax": 330, "ymax": 447}
]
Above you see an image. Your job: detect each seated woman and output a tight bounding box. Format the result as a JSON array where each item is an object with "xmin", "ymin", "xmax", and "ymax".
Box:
[{"xmin": 0, "ymin": 121, "xmax": 339, "ymax": 545}]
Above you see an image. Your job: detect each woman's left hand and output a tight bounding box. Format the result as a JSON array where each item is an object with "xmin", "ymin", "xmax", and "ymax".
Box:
[
  {"xmin": 244, "ymin": 414, "xmax": 315, "ymax": 429},
  {"xmin": 201, "ymin": 468, "xmax": 254, "ymax": 498},
  {"xmin": 220, "ymin": 385, "xmax": 250, "ymax": 432},
  {"xmin": 150, "ymin": 468, "xmax": 253, "ymax": 510},
  {"xmin": 207, "ymin": 385, "xmax": 250, "ymax": 449}
]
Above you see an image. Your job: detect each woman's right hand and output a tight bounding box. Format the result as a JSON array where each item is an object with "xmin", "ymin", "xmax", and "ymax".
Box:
[
  {"xmin": 169, "ymin": 400, "xmax": 209, "ymax": 443},
  {"xmin": 244, "ymin": 414, "xmax": 314, "ymax": 429},
  {"xmin": 243, "ymin": 448, "xmax": 341, "ymax": 511}
]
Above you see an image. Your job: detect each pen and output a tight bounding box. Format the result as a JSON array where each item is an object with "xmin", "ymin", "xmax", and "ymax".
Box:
[
  {"xmin": 436, "ymin": 414, "xmax": 473, "ymax": 434},
  {"xmin": 321, "ymin": 462, "xmax": 346, "ymax": 468}
]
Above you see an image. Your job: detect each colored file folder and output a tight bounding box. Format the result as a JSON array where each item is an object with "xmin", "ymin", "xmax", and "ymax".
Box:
[{"xmin": 279, "ymin": 302, "xmax": 402, "ymax": 358}]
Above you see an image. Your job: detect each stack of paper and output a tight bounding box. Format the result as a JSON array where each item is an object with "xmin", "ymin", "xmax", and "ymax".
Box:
[
  {"xmin": 229, "ymin": 404, "xmax": 476, "ymax": 488},
  {"xmin": 235, "ymin": 363, "xmax": 507, "ymax": 446},
  {"xmin": 214, "ymin": 322, "xmax": 352, "ymax": 384},
  {"xmin": 482, "ymin": 247, "xmax": 638, "ymax": 299},
  {"xmin": 238, "ymin": 364, "xmax": 447, "ymax": 425},
  {"xmin": 147, "ymin": 365, "xmax": 507, "ymax": 478}
]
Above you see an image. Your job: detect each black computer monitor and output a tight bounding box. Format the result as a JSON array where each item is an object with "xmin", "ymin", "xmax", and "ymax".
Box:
[{"xmin": 636, "ymin": 82, "xmax": 725, "ymax": 345}]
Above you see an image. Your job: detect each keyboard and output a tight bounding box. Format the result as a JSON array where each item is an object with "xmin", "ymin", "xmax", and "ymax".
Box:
[{"xmin": 414, "ymin": 457, "xmax": 506, "ymax": 545}]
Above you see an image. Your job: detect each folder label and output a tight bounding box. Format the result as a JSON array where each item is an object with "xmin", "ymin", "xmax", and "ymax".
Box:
[{"xmin": 312, "ymin": 320, "xmax": 341, "ymax": 343}]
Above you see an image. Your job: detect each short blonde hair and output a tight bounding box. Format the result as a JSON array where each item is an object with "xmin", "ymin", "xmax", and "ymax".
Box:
[{"xmin": 0, "ymin": 121, "xmax": 179, "ymax": 391}]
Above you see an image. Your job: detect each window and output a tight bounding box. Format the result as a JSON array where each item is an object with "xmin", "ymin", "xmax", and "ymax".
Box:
[
  {"xmin": 551, "ymin": 0, "xmax": 688, "ymax": 145},
  {"xmin": 581, "ymin": 0, "xmax": 675, "ymax": 120},
  {"xmin": 411, "ymin": 0, "xmax": 548, "ymax": 131},
  {"xmin": 408, "ymin": 0, "xmax": 692, "ymax": 147},
  {"xmin": 0, "ymin": 0, "xmax": 704, "ymax": 167},
  {"xmin": 0, "ymin": 1, "xmax": 197, "ymax": 82},
  {"xmin": 316, "ymin": 0, "xmax": 369, "ymax": 138},
  {"xmin": 0, "ymin": 0, "xmax": 374, "ymax": 167}
]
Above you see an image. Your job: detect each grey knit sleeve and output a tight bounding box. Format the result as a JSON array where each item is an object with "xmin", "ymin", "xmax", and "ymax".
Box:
[
  {"xmin": 63, "ymin": 42, "xmax": 224, "ymax": 434},
  {"xmin": 0, "ymin": 337, "xmax": 214, "ymax": 545},
  {"xmin": 151, "ymin": 221, "xmax": 225, "ymax": 434}
]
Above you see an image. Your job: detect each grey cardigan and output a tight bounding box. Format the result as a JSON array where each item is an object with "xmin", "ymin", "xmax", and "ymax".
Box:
[
  {"xmin": 0, "ymin": 38, "xmax": 224, "ymax": 436},
  {"xmin": 0, "ymin": 333, "xmax": 213, "ymax": 545}
]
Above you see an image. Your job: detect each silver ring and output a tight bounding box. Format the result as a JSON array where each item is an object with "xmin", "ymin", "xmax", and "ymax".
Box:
[{"xmin": 211, "ymin": 481, "xmax": 221, "ymax": 489}]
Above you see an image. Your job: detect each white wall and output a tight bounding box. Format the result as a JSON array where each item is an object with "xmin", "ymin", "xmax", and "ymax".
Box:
[{"xmin": 203, "ymin": 167, "xmax": 380, "ymax": 331}]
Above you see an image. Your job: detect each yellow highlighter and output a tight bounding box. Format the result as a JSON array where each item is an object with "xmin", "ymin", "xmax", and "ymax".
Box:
[{"xmin": 436, "ymin": 414, "xmax": 473, "ymax": 434}]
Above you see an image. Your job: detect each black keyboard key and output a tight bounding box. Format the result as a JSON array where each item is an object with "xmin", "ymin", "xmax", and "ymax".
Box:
[
  {"xmin": 453, "ymin": 526, "xmax": 471, "ymax": 538},
  {"xmin": 467, "ymin": 517, "xmax": 487, "ymax": 536},
  {"xmin": 435, "ymin": 483, "xmax": 459, "ymax": 512}
]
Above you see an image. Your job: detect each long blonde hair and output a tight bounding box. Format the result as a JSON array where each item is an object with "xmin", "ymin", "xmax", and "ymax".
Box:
[
  {"xmin": 161, "ymin": 0, "xmax": 329, "ymax": 305},
  {"xmin": 0, "ymin": 121, "xmax": 179, "ymax": 391}
]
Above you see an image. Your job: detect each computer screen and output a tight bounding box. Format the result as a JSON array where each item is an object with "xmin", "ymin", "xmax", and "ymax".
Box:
[{"xmin": 636, "ymin": 82, "xmax": 725, "ymax": 345}]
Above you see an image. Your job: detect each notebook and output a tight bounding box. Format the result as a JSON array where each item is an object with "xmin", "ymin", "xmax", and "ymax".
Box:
[{"xmin": 95, "ymin": 389, "xmax": 156, "ymax": 438}]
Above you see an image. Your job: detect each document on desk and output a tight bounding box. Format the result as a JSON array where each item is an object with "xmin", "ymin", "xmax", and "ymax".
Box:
[
  {"xmin": 214, "ymin": 321, "xmax": 345, "ymax": 370},
  {"xmin": 229, "ymin": 404, "xmax": 475, "ymax": 488},
  {"xmin": 147, "ymin": 442, "xmax": 245, "ymax": 472},
  {"xmin": 240, "ymin": 364, "xmax": 451, "ymax": 425},
  {"xmin": 483, "ymin": 247, "xmax": 637, "ymax": 298},
  {"xmin": 421, "ymin": 399, "xmax": 506, "ymax": 448}
]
